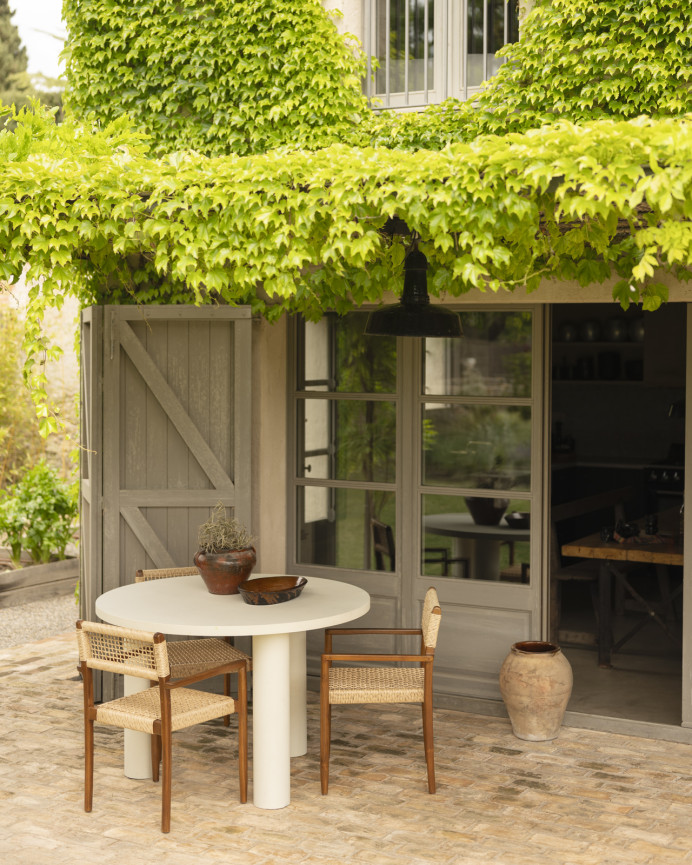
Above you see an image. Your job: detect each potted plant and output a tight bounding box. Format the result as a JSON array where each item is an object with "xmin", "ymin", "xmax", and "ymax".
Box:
[{"xmin": 194, "ymin": 502, "xmax": 256, "ymax": 595}]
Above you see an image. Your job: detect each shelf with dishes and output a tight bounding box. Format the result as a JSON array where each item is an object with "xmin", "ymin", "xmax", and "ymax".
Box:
[
  {"xmin": 552, "ymin": 342, "xmax": 643, "ymax": 383},
  {"xmin": 552, "ymin": 315, "xmax": 645, "ymax": 382}
]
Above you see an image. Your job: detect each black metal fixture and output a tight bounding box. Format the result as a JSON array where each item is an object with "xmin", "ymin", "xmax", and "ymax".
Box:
[{"xmin": 364, "ymin": 246, "xmax": 463, "ymax": 338}]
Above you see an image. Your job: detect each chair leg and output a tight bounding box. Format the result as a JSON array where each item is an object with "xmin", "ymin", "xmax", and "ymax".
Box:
[
  {"xmin": 161, "ymin": 732, "xmax": 172, "ymax": 834},
  {"xmin": 151, "ymin": 733, "xmax": 161, "ymax": 783},
  {"xmin": 422, "ymin": 699, "xmax": 436, "ymax": 794},
  {"xmin": 223, "ymin": 673, "xmax": 231, "ymax": 727},
  {"xmin": 320, "ymin": 665, "xmax": 331, "ymax": 795},
  {"xmin": 84, "ymin": 718, "xmax": 94, "ymax": 812}
]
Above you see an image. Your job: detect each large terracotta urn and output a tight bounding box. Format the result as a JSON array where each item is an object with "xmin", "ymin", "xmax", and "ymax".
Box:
[
  {"xmin": 193, "ymin": 547, "xmax": 256, "ymax": 595},
  {"xmin": 499, "ymin": 641, "xmax": 573, "ymax": 741}
]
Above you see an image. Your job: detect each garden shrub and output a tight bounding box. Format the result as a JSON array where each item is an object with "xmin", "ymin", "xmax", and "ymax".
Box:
[{"xmin": 0, "ymin": 460, "xmax": 78, "ymax": 566}]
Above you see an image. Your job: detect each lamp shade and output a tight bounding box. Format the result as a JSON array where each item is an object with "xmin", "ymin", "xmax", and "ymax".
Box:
[{"xmin": 364, "ymin": 248, "xmax": 463, "ymax": 338}]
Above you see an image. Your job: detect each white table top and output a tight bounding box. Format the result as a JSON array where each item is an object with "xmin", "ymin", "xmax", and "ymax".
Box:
[
  {"xmin": 424, "ymin": 512, "xmax": 530, "ymax": 541},
  {"xmin": 96, "ymin": 574, "xmax": 370, "ymax": 637}
]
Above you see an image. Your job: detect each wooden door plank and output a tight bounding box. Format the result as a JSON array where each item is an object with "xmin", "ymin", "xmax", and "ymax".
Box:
[
  {"xmin": 121, "ymin": 507, "xmax": 177, "ymax": 569},
  {"xmin": 119, "ymin": 320, "xmax": 234, "ymax": 491}
]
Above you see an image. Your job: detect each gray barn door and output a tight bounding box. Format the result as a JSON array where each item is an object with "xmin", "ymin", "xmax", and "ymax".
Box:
[
  {"xmin": 80, "ymin": 305, "xmax": 252, "ymax": 698},
  {"xmin": 79, "ymin": 307, "xmax": 103, "ymax": 622}
]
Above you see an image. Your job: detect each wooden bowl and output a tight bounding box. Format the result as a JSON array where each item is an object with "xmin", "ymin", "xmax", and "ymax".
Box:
[{"xmin": 237, "ymin": 576, "xmax": 308, "ymax": 605}]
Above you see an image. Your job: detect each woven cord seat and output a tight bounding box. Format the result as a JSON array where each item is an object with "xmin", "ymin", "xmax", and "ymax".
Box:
[
  {"xmin": 328, "ymin": 666, "xmax": 425, "ymax": 704},
  {"xmin": 320, "ymin": 586, "xmax": 442, "ymax": 795},
  {"xmin": 135, "ymin": 567, "xmax": 252, "ymax": 725},
  {"xmin": 76, "ymin": 620, "xmax": 248, "ymax": 833}
]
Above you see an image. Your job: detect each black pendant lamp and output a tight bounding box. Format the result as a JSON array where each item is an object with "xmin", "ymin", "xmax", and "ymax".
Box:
[{"xmin": 364, "ymin": 247, "xmax": 463, "ymax": 338}]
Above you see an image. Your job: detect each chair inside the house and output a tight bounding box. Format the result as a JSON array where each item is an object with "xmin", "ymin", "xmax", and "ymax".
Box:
[
  {"xmin": 319, "ymin": 585, "xmax": 442, "ymax": 794},
  {"xmin": 550, "ymin": 486, "xmax": 647, "ymax": 641},
  {"xmin": 371, "ymin": 518, "xmax": 468, "ymax": 577},
  {"xmin": 135, "ymin": 567, "xmax": 252, "ymax": 717},
  {"xmin": 76, "ymin": 619, "xmax": 248, "ymax": 833}
]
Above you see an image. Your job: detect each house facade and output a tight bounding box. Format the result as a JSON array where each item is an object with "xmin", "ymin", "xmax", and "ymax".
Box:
[{"xmin": 80, "ymin": 2, "xmax": 692, "ymax": 740}]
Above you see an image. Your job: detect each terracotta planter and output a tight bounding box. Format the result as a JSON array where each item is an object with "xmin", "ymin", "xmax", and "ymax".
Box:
[
  {"xmin": 193, "ymin": 547, "xmax": 256, "ymax": 595},
  {"xmin": 499, "ymin": 641, "xmax": 573, "ymax": 741}
]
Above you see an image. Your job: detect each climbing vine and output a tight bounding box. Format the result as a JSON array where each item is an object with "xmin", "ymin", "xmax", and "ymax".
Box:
[
  {"xmin": 63, "ymin": 0, "xmax": 370, "ymax": 157},
  {"xmin": 1, "ymin": 0, "xmax": 692, "ymax": 427}
]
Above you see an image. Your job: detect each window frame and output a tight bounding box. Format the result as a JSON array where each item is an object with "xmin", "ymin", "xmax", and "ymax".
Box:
[{"xmin": 364, "ymin": 0, "xmax": 519, "ymax": 110}]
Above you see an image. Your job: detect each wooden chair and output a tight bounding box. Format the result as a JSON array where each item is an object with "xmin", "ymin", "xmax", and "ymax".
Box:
[
  {"xmin": 135, "ymin": 567, "xmax": 251, "ymax": 723},
  {"xmin": 549, "ymin": 486, "xmax": 635, "ymax": 642},
  {"xmin": 320, "ymin": 586, "xmax": 442, "ymax": 794},
  {"xmin": 372, "ymin": 518, "xmax": 468, "ymax": 577},
  {"xmin": 76, "ymin": 619, "xmax": 247, "ymax": 833}
]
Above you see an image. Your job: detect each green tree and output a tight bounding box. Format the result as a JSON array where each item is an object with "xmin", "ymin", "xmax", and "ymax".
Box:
[
  {"xmin": 0, "ymin": 2, "xmax": 64, "ymax": 121},
  {"xmin": 0, "ymin": 0, "xmax": 28, "ymax": 109}
]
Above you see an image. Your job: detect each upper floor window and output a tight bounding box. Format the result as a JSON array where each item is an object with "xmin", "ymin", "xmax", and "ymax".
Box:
[{"xmin": 365, "ymin": 0, "xmax": 519, "ymax": 109}]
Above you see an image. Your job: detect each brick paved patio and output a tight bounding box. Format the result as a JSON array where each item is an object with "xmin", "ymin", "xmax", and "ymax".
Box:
[{"xmin": 1, "ymin": 632, "xmax": 691, "ymax": 865}]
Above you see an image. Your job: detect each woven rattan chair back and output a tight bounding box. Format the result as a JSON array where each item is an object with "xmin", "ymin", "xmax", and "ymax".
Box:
[
  {"xmin": 135, "ymin": 566, "xmax": 200, "ymax": 582},
  {"xmin": 421, "ymin": 586, "xmax": 441, "ymax": 650},
  {"xmin": 77, "ymin": 619, "xmax": 170, "ymax": 679},
  {"xmin": 132, "ymin": 565, "xmax": 252, "ymax": 697},
  {"xmin": 76, "ymin": 620, "xmax": 247, "ymax": 833},
  {"xmin": 320, "ymin": 586, "xmax": 442, "ymax": 795}
]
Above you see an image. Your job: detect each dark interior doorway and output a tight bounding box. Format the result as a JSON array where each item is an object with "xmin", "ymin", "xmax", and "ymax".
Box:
[{"xmin": 550, "ymin": 302, "xmax": 685, "ymax": 725}]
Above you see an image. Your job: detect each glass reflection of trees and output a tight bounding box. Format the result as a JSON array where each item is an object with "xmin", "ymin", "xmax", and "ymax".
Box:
[
  {"xmin": 298, "ymin": 314, "xmax": 397, "ymax": 571},
  {"xmin": 424, "ymin": 311, "xmax": 532, "ymax": 492},
  {"xmin": 334, "ymin": 316, "xmax": 397, "ymax": 566}
]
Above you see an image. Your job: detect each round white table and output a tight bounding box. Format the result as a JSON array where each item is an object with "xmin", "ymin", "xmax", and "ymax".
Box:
[
  {"xmin": 424, "ymin": 513, "xmax": 530, "ymax": 580},
  {"xmin": 95, "ymin": 574, "xmax": 370, "ymax": 809}
]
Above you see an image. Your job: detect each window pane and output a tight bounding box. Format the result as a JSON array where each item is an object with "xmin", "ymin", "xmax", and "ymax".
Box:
[
  {"xmin": 297, "ymin": 487, "xmax": 396, "ymax": 570},
  {"xmin": 423, "ymin": 404, "xmax": 531, "ymax": 491},
  {"xmin": 297, "ymin": 399, "xmax": 397, "ymax": 482},
  {"xmin": 422, "ymin": 494, "xmax": 531, "ymax": 582},
  {"xmin": 467, "ymin": 0, "xmax": 520, "ymax": 88},
  {"xmin": 297, "ymin": 313, "xmax": 396, "ymax": 394},
  {"xmin": 424, "ymin": 311, "xmax": 532, "ymax": 397},
  {"xmin": 375, "ymin": 0, "xmax": 435, "ymax": 95}
]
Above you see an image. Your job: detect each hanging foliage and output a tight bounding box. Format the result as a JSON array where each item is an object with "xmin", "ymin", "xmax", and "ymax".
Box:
[{"xmin": 1, "ymin": 0, "xmax": 692, "ymax": 428}]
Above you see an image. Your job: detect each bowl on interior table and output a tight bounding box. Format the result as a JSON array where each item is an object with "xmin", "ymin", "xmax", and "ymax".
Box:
[
  {"xmin": 237, "ymin": 576, "xmax": 308, "ymax": 605},
  {"xmin": 504, "ymin": 512, "xmax": 530, "ymax": 530}
]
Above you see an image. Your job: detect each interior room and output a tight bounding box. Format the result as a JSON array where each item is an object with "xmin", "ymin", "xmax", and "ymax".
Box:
[{"xmin": 550, "ymin": 302, "xmax": 686, "ymax": 726}]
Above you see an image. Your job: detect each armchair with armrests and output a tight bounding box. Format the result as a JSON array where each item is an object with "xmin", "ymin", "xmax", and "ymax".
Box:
[
  {"xmin": 135, "ymin": 567, "xmax": 251, "ymax": 722},
  {"xmin": 320, "ymin": 586, "xmax": 442, "ymax": 794},
  {"xmin": 76, "ymin": 619, "xmax": 247, "ymax": 833}
]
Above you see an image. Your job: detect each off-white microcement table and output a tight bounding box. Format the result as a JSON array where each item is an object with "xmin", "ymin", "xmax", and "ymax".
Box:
[{"xmin": 95, "ymin": 574, "xmax": 370, "ymax": 809}]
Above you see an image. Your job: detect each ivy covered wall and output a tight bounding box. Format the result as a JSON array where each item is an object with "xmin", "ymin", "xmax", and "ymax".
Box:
[
  {"xmin": 1, "ymin": 0, "xmax": 692, "ymax": 424},
  {"xmin": 63, "ymin": 0, "xmax": 369, "ymax": 156}
]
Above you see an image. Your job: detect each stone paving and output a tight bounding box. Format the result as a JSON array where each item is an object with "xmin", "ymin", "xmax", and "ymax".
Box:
[{"xmin": 1, "ymin": 632, "xmax": 692, "ymax": 865}]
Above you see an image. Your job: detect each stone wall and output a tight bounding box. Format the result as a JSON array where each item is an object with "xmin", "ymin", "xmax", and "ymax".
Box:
[{"xmin": 0, "ymin": 272, "xmax": 80, "ymax": 477}]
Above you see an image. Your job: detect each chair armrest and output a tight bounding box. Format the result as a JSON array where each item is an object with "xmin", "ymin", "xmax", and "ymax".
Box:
[
  {"xmin": 166, "ymin": 658, "xmax": 248, "ymax": 690},
  {"xmin": 322, "ymin": 653, "xmax": 433, "ymax": 664},
  {"xmin": 324, "ymin": 627, "xmax": 422, "ymax": 636}
]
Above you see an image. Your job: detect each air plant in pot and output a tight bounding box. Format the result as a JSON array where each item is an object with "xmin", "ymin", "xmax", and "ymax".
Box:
[{"xmin": 194, "ymin": 502, "xmax": 256, "ymax": 595}]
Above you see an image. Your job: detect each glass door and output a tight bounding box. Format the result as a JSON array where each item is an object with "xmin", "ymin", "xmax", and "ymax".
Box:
[
  {"xmin": 410, "ymin": 307, "xmax": 545, "ymax": 700},
  {"xmin": 290, "ymin": 306, "xmax": 546, "ymax": 701}
]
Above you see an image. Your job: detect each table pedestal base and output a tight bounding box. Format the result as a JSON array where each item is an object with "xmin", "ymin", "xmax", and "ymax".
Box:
[{"xmin": 123, "ymin": 676, "xmax": 153, "ymax": 780}]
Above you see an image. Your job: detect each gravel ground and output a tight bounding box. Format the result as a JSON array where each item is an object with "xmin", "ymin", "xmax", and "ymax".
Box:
[{"xmin": 0, "ymin": 593, "xmax": 79, "ymax": 649}]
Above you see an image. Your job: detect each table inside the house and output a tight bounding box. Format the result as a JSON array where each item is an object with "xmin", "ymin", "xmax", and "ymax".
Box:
[
  {"xmin": 561, "ymin": 509, "xmax": 683, "ymax": 667},
  {"xmin": 423, "ymin": 513, "xmax": 530, "ymax": 580},
  {"xmin": 95, "ymin": 574, "xmax": 370, "ymax": 809}
]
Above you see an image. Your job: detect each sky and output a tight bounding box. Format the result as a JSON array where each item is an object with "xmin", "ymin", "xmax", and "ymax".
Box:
[{"xmin": 10, "ymin": 0, "xmax": 67, "ymax": 79}]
